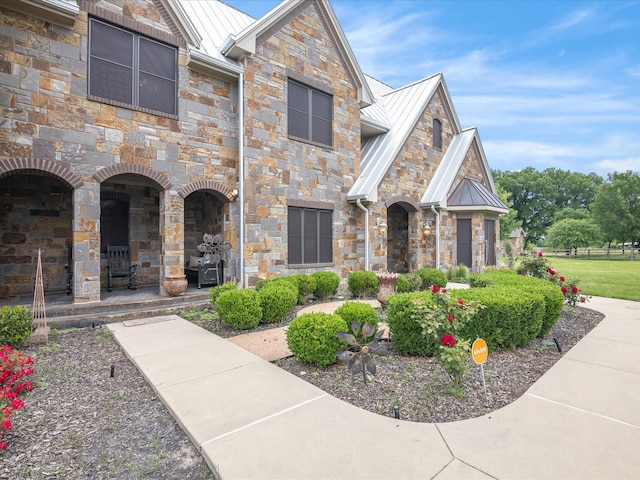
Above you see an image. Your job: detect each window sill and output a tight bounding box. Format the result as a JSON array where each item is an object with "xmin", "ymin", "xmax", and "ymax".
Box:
[
  {"xmin": 287, "ymin": 134, "xmax": 333, "ymax": 150},
  {"xmin": 287, "ymin": 262, "xmax": 334, "ymax": 269}
]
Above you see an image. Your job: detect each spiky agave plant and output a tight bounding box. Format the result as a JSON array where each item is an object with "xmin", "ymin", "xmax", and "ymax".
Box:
[{"xmin": 336, "ymin": 320, "xmax": 389, "ymax": 384}]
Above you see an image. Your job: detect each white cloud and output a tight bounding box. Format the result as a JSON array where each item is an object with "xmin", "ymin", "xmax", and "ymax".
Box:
[{"xmin": 591, "ymin": 157, "xmax": 640, "ymax": 173}]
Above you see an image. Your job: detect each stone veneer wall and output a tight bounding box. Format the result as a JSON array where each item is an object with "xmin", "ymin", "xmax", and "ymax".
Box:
[
  {"xmin": 0, "ymin": 1, "xmax": 240, "ymax": 300},
  {"xmin": 240, "ymin": 1, "xmax": 361, "ymax": 286}
]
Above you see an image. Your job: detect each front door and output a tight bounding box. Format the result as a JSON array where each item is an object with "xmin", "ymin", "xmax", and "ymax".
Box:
[
  {"xmin": 485, "ymin": 219, "xmax": 496, "ymax": 266},
  {"xmin": 457, "ymin": 219, "xmax": 472, "ymax": 267}
]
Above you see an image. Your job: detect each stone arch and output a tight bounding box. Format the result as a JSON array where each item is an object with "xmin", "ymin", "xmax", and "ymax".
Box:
[
  {"xmin": 0, "ymin": 157, "xmax": 84, "ymax": 188},
  {"xmin": 93, "ymin": 164, "xmax": 171, "ymax": 190},
  {"xmin": 385, "ymin": 196, "xmax": 419, "ymax": 212},
  {"xmin": 178, "ymin": 180, "xmax": 235, "ymax": 202}
]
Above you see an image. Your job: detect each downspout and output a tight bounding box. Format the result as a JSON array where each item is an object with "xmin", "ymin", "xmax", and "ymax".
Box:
[
  {"xmin": 431, "ymin": 204, "xmax": 440, "ymax": 270},
  {"xmin": 356, "ymin": 199, "xmax": 370, "ymax": 271},
  {"xmin": 238, "ymin": 71, "xmax": 245, "ymax": 288}
]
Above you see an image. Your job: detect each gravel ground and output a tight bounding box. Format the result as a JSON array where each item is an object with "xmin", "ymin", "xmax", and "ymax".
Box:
[{"xmin": 1, "ymin": 302, "xmax": 602, "ymax": 478}]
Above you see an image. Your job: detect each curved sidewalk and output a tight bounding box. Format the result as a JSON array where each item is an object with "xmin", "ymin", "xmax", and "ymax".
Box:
[{"xmin": 109, "ymin": 296, "xmax": 640, "ymax": 480}]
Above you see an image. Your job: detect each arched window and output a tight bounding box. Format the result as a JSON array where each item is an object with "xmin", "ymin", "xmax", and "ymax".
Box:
[{"xmin": 433, "ymin": 118, "xmax": 442, "ymax": 149}]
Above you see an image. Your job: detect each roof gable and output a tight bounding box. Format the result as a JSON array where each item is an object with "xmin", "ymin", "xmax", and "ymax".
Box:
[
  {"xmin": 447, "ymin": 176, "xmax": 509, "ymax": 213},
  {"xmin": 420, "ymin": 127, "xmax": 502, "ymax": 211},
  {"xmin": 348, "ymin": 74, "xmax": 460, "ymax": 202}
]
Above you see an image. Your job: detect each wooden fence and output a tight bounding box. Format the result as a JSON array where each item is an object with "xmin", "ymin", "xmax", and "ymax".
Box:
[{"xmin": 543, "ymin": 248, "xmax": 639, "ymax": 260}]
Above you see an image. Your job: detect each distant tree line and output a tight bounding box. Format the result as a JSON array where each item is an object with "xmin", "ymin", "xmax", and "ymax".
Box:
[{"xmin": 492, "ymin": 168, "xmax": 640, "ymax": 252}]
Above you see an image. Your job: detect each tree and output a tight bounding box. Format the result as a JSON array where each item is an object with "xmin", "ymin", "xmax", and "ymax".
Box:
[
  {"xmin": 545, "ymin": 168, "xmax": 603, "ymax": 211},
  {"xmin": 493, "ymin": 167, "xmax": 556, "ymax": 245},
  {"xmin": 496, "ymin": 184, "xmax": 521, "ymax": 241},
  {"xmin": 591, "ymin": 171, "xmax": 640, "ymax": 249},
  {"xmin": 545, "ymin": 218, "xmax": 602, "ymax": 252},
  {"xmin": 554, "ymin": 207, "xmax": 591, "ymax": 222}
]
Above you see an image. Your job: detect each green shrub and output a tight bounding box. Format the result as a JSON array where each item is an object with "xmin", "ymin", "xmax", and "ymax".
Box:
[
  {"xmin": 215, "ymin": 289, "xmax": 262, "ymax": 330},
  {"xmin": 334, "ymin": 301, "xmax": 379, "ymax": 342},
  {"xmin": 255, "ymin": 279, "xmax": 270, "ymax": 291},
  {"xmin": 0, "ymin": 305, "xmax": 34, "ymax": 347},
  {"xmin": 386, "ymin": 292, "xmax": 438, "ymax": 356},
  {"xmin": 469, "ymin": 274, "xmax": 492, "ymax": 288},
  {"xmin": 456, "ymin": 286, "xmax": 545, "ymax": 351},
  {"xmin": 286, "ymin": 313, "xmax": 348, "ymax": 367},
  {"xmin": 209, "ymin": 282, "xmax": 237, "ymax": 305},
  {"xmin": 480, "ymin": 270, "xmax": 564, "ymax": 336},
  {"xmin": 347, "ymin": 271, "xmax": 379, "ymax": 298},
  {"xmin": 291, "ymin": 274, "xmax": 316, "ymax": 298},
  {"xmin": 446, "ymin": 264, "xmax": 469, "ymax": 283},
  {"xmin": 258, "ymin": 282, "xmax": 298, "ymax": 324},
  {"xmin": 396, "ymin": 272, "xmax": 423, "ymax": 293},
  {"xmin": 312, "ymin": 271, "xmax": 340, "ymax": 299},
  {"xmin": 415, "ymin": 268, "xmax": 447, "ymax": 290}
]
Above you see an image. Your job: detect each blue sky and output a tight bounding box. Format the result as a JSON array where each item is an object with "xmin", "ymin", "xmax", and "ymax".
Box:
[{"xmin": 223, "ymin": 1, "xmax": 640, "ymax": 177}]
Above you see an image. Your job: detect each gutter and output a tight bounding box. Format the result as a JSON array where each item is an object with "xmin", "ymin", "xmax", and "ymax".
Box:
[
  {"xmin": 238, "ymin": 71, "xmax": 246, "ymax": 288},
  {"xmin": 431, "ymin": 204, "xmax": 440, "ymax": 270},
  {"xmin": 356, "ymin": 199, "xmax": 370, "ymax": 271}
]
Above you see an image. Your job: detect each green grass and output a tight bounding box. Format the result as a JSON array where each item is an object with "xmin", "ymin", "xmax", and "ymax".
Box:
[{"xmin": 542, "ymin": 257, "xmax": 640, "ymax": 302}]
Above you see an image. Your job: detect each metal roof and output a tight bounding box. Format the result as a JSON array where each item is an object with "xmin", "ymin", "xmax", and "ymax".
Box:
[
  {"xmin": 348, "ymin": 73, "xmax": 448, "ymax": 201},
  {"xmin": 420, "ymin": 127, "xmax": 502, "ymax": 211},
  {"xmin": 447, "ymin": 176, "xmax": 509, "ymax": 213},
  {"xmin": 178, "ymin": 0, "xmax": 254, "ymax": 69}
]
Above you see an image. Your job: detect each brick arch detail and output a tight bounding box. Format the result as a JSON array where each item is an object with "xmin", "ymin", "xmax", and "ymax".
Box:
[
  {"xmin": 177, "ymin": 181, "xmax": 235, "ymax": 202},
  {"xmin": 385, "ymin": 196, "xmax": 419, "ymax": 212},
  {"xmin": 0, "ymin": 158, "xmax": 84, "ymax": 189},
  {"xmin": 93, "ymin": 164, "xmax": 171, "ymax": 190}
]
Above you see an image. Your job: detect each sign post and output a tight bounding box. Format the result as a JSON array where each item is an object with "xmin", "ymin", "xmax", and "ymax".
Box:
[{"xmin": 471, "ymin": 338, "xmax": 489, "ymax": 405}]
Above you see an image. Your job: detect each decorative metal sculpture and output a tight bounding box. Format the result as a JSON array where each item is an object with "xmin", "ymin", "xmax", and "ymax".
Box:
[{"xmin": 197, "ymin": 233, "xmax": 231, "ymax": 264}]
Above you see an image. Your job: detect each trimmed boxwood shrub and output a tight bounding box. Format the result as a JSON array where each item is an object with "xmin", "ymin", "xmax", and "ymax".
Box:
[
  {"xmin": 286, "ymin": 312, "xmax": 348, "ymax": 367},
  {"xmin": 396, "ymin": 272, "xmax": 423, "ymax": 293},
  {"xmin": 386, "ymin": 292, "xmax": 437, "ymax": 356},
  {"xmin": 415, "ymin": 268, "xmax": 447, "ymax": 290},
  {"xmin": 215, "ymin": 289, "xmax": 262, "ymax": 330},
  {"xmin": 334, "ymin": 301, "xmax": 379, "ymax": 342},
  {"xmin": 312, "ymin": 271, "xmax": 340, "ymax": 299},
  {"xmin": 347, "ymin": 271, "xmax": 378, "ymax": 298},
  {"xmin": 258, "ymin": 281, "xmax": 298, "ymax": 324},
  {"xmin": 209, "ymin": 282, "xmax": 237, "ymax": 305},
  {"xmin": 478, "ymin": 270, "xmax": 564, "ymax": 336},
  {"xmin": 290, "ymin": 274, "xmax": 316, "ymax": 298},
  {"xmin": 456, "ymin": 286, "xmax": 545, "ymax": 351},
  {"xmin": 469, "ymin": 274, "xmax": 492, "ymax": 288},
  {"xmin": 0, "ymin": 305, "xmax": 34, "ymax": 347}
]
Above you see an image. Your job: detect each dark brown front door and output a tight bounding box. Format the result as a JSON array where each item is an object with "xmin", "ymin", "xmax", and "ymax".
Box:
[
  {"xmin": 457, "ymin": 219, "xmax": 472, "ymax": 267},
  {"xmin": 485, "ymin": 219, "xmax": 496, "ymax": 266}
]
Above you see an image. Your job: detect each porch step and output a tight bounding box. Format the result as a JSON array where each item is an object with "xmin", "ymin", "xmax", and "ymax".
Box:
[{"xmin": 38, "ymin": 287, "xmax": 212, "ymax": 330}]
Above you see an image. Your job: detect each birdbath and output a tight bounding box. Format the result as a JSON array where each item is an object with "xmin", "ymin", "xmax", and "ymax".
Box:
[{"xmin": 376, "ymin": 272, "xmax": 400, "ymax": 308}]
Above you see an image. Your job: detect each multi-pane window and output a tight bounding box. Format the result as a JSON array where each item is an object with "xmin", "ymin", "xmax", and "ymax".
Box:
[
  {"xmin": 88, "ymin": 18, "xmax": 177, "ymax": 116},
  {"xmin": 288, "ymin": 207, "xmax": 333, "ymax": 265},
  {"xmin": 287, "ymin": 80, "xmax": 333, "ymax": 146},
  {"xmin": 433, "ymin": 118, "xmax": 442, "ymax": 149}
]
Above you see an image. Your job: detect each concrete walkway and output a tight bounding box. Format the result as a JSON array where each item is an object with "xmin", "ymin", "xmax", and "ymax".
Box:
[{"xmin": 109, "ymin": 296, "xmax": 640, "ymax": 480}]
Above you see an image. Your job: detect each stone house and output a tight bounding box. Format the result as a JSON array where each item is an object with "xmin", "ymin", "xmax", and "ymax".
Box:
[{"xmin": 0, "ymin": 0, "xmax": 507, "ymax": 302}]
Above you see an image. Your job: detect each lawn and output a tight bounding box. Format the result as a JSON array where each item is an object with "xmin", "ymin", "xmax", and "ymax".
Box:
[{"xmin": 537, "ymin": 257, "xmax": 640, "ymax": 302}]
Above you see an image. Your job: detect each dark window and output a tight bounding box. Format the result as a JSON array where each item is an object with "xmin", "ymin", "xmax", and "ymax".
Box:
[
  {"xmin": 89, "ymin": 18, "xmax": 177, "ymax": 115},
  {"xmin": 288, "ymin": 207, "xmax": 333, "ymax": 264},
  {"xmin": 287, "ymin": 80, "xmax": 333, "ymax": 146},
  {"xmin": 433, "ymin": 118, "xmax": 442, "ymax": 149},
  {"xmin": 100, "ymin": 198, "xmax": 129, "ymax": 253}
]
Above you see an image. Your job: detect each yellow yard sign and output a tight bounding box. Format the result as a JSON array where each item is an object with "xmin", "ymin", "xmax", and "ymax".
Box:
[{"xmin": 472, "ymin": 338, "xmax": 488, "ymax": 365}]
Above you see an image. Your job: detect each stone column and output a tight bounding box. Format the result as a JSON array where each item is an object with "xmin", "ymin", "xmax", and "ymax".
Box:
[
  {"xmin": 73, "ymin": 182, "xmax": 101, "ymax": 303},
  {"xmin": 160, "ymin": 189, "xmax": 184, "ymax": 294}
]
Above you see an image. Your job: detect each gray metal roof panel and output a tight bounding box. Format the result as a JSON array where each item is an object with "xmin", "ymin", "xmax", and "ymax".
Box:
[{"xmin": 448, "ymin": 177, "xmax": 508, "ymax": 212}]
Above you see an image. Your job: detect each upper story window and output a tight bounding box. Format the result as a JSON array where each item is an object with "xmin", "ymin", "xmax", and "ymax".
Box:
[
  {"xmin": 88, "ymin": 18, "xmax": 177, "ymax": 116},
  {"xmin": 433, "ymin": 118, "xmax": 442, "ymax": 149},
  {"xmin": 287, "ymin": 79, "xmax": 333, "ymax": 147}
]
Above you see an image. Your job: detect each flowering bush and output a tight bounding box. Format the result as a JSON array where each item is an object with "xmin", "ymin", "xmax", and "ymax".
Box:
[
  {"xmin": 412, "ymin": 286, "xmax": 484, "ymax": 390},
  {"xmin": 560, "ymin": 277, "xmax": 591, "ymax": 306},
  {"xmin": 0, "ymin": 344, "xmax": 34, "ymax": 450},
  {"xmin": 519, "ymin": 250, "xmax": 559, "ymax": 283}
]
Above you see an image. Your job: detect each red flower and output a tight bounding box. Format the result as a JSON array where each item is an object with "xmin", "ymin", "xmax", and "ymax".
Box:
[
  {"xmin": 547, "ymin": 268, "xmax": 556, "ymax": 275},
  {"xmin": 431, "ymin": 284, "xmax": 440, "ymax": 294},
  {"xmin": 0, "ymin": 442, "xmax": 7, "ymax": 451},
  {"xmin": 457, "ymin": 299, "xmax": 464, "ymax": 305},
  {"xmin": 559, "ymin": 276, "xmax": 565, "ymax": 282},
  {"xmin": 571, "ymin": 286, "xmax": 579, "ymax": 294},
  {"xmin": 561, "ymin": 287, "xmax": 568, "ymax": 295},
  {"xmin": 1, "ymin": 420, "xmax": 12, "ymax": 431},
  {"xmin": 447, "ymin": 315, "xmax": 454, "ymax": 322},
  {"xmin": 441, "ymin": 334, "xmax": 457, "ymax": 348},
  {"xmin": 442, "ymin": 289, "xmax": 447, "ymax": 293},
  {"xmin": 538, "ymin": 251, "xmax": 544, "ymax": 257},
  {"xmin": 11, "ymin": 398, "xmax": 24, "ymax": 410}
]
